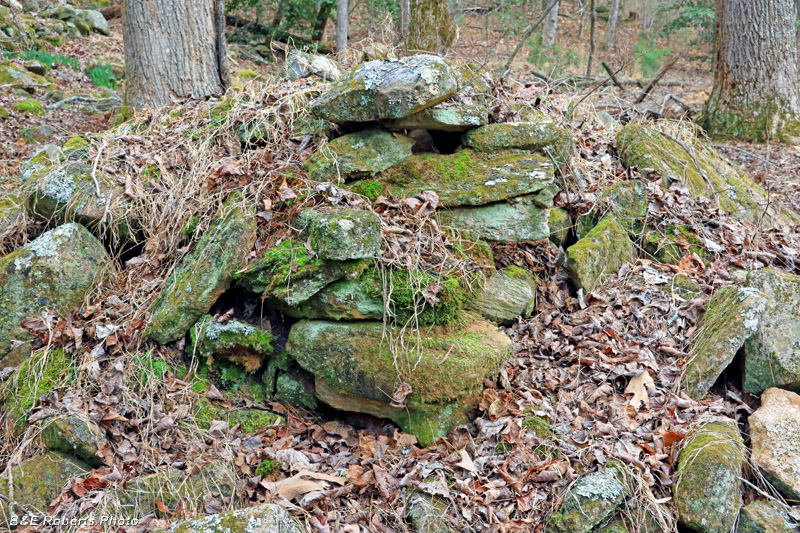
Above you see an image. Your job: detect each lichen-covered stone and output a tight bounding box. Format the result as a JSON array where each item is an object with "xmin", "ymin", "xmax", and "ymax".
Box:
[
  {"xmin": 566, "ymin": 216, "xmax": 635, "ymax": 291},
  {"xmin": 40, "ymin": 413, "xmax": 104, "ymax": 466},
  {"xmin": 79, "ymin": 9, "xmax": 109, "ymax": 35},
  {"xmin": 0, "ymin": 223, "xmax": 110, "ymax": 365},
  {"xmin": 0, "ymin": 60, "xmax": 50, "ymax": 91},
  {"xmin": 549, "ymin": 207, "xmax": 571, "ymax": 246},
  {"xmin": 439, "ymin": 194, "xmax": 552, "ymax": 242},
  {"xmin": 738, "ymin": 500, "xmax": 796, "ymax": 533},
  {"xmin": 147, "ymin": 195, "xmax": 257, "ymax": 344},
  {"xmin": 25, "ymin": 162, "xmax": 135, "ymax": 239},
  {"xmin": 674, "ymin": 418, "xmax": 743, "ymax": 533},
  {"xmin": 20, "ymin": 144, "xmax": 61, "ymax": 183},
  {"xmin": 602, "ymin": 179, "xmax": 648, "ymax": 233},
  {"xmin": 470, "ymin": 266, "xmax": 536, "ymax": 325},
  {"xmin": 682, "ymin": 286, "xmax": 766, "ymax": 399},
  {"xmin": 545, "ymin": 465, "xmax": 627, "ymax": 533},
  {"xmin": 283, "ymin": 48, "xmax": 341, "ymax": 81},
  {"xmin": 288, "ymin": 316, "xmax": 512, "ymax": 445},
  {"xmin": 311, "ymin": 55, "xmax": 458, "ymax": 123},
  {"xmin": 407, "ymin": 491, "xmax": 456, "ymax": 533},
  {"xmin": 644, "ymin": 224, "xmax": 706, "ymax": 265},
  {"xmin": 298, "ymin": 208, "xmax": 382, "ymax": 261},
  {"xmin": 274, "ymin": 365, "xmax": 318, "ymax": 409},
  {"xmin": 283, "ymin": 273, "xmax": 384, "ymax": 321},
  {"xmin": 749, "ymin": 388, "xmax": 800, "ymax": 500},
  {"xmin": 0, "ymin": 194, "xmax": 23, "ymax": 242},
  {"xmin": 462, "ymin": 114, "xmax": 573, "ymax": 165},
  {"xmin": 162, "ymin": 503, "xmax": 302, "ymax": 533},
  {"xmin": 354, "ymin": 149, "xmax": 555, "ymax": 208},
  {"xmin": 190, "ymin": 315, "xmax": 273, "ymax": 372},
  {"xmin": 382, "ymin": 66, "xmax": 491, "ymax": 132},
  {"xmin": 616, "ymin": 123, "xmax": 799, "ymax": 229},
  {"xmin": 0, "ymin": 452, "xmax": 89, "ymax": 523},
  {"xmin": 303, "ymin": 130, "xmax": 414, "ymax": 182},
  {"xmin": 234, "ymin": 239, "xmax": 369, "ymax": 306},
  {"xmin": 742, "ymin": 270, "xmax": 800, "ymax": 395}
]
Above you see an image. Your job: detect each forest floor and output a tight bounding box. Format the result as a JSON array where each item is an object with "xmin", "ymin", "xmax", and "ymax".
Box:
[{"xmin": 1, "ymin": 3, "xmax": 800, "ymax": 533}]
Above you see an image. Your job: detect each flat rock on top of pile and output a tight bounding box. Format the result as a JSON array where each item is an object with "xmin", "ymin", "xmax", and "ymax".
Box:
[{"xmin": 310, "ymin": 54, "xmax": 458, "ymax": 123}]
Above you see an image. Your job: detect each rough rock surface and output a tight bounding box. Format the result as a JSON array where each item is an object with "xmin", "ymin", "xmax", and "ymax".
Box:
[
  {"xmin": 743, "ymin": 270, "xmax": 800, "ymax": 395},
  {"xmin": 545, "ymin": 465, "xmax": 627, "ymax": 533},
  {"xmin": 303, "ymin": 130, "xmax": 414, "ymax": 182},
  {"xmin": 738, "ymin": 500, "xmax": 796, "ymax": 533},
  {"xmin": 283, "ymin": 48, "xmax": 340, "ymax": 81},
  {"xmin": 311, "ymin": 54, "xmax": 458, "ymax": 123},
  {"xmin": 566, "ymin": 216, "xmax": 636, "ymax": 291},
  {"xmin": 438, "ymin": 195, "xmax": 551, "ymax": 242},
  {"xmin": 682, "ymin": 286, "xmax": 766, "ymax": 399},
  {"xmin": 470, "ymin": 266, "xmax": 536, "ymax": 324},
  {"xmin": 749, "ymin": 387, "xmax": 800, "ymax": 500},
  {"xmin": 602, "ymin": 179, "xmax": 648, "ymax": 233},
  {"xmin": 298, "ymin": 208, "xmax": 382, "ymax": 261},
  {"xmin": 162, "ymin": 503, "xmax": 301, "ymax": 533},
  {"xmin": 190, "ymin": 314, "xmax": 273, "ymax": 372},
  {"xmin": 463, "ymin": 115, "xmax": 573, "ymax": 164},
  {"xmin": 354, "ymin": 149, "xmax": 555, "ymax": 207},
  {"xmin": 40, "ymin": 413, "xmax": 105, "ymax": 465},
  {"xmin": 282, "ymin": 274, "xmax": 384, "ymax": 320},
  {"xmin": 674, "ymin": 418, "xmax": 743, "ymax": 533},
  {"xmin": 407, "ymin": 491, "xmax": 456, "ymax": 533},
  {"xmin": 147, "ymin": 194, "xmax": 256, "ymax": 344},
  {"xmin": 0, "ymin": 223, "xmax": 110, "ymax": 365}
]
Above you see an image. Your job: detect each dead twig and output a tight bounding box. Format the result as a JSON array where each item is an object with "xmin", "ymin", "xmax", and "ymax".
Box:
[{"xmin": 635, "ymin": 53, "xmax": 679, "ymax": 104}]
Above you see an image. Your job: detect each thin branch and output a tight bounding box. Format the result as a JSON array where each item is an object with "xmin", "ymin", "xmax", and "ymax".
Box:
[{"xmin": 501, "ymin": 0, "xmax": 561, "ymax": 76}]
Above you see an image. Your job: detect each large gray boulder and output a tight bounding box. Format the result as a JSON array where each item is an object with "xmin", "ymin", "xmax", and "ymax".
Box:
[
  {"xmin": 682, "ymin": 286, "xmax": 766, "ymax": 399},
  {"xmin": 0, "ymin": 223, "xmax": 110, "ymax": 366},
  {"xmin": 310, "ymin": 54, "xmax": 458, "ymax": 123},
  {"xmin": 749, "ymin": 387, "xmax": 800, "ymax": 500},
  {"xmin": 674, "ymin": 417, "xmax": 743, "ymax": 533},
  {"xmin": 742, "ymin": 270, "xmax": 800, "ymax": 395}
]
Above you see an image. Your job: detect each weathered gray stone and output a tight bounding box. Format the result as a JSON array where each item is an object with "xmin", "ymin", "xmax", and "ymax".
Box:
[
  {"xmin": 549, "ymin": 207, "xmax": 571, "ymax": 246},
  {"xmin": 407, "ymin": 491, "xmax": 456, "ymax": 533},
  {"xmin": 283, "ymin": 48, "xmax": 340, "ymax": 81},
  {"xmin": 470, "ymin": 266, "xmax": 536, "ymax": 325},
  {"xmin": 79, "ymin": 9, "xmax": 109, "ymax": 35},
  {"xmin": 545, "ymin": 465, "xmax": 627, "ymax": 533},
  {"xmin": 674, "ymin": 417, "xmax": 743, "ymax": 533},
  {"xmin": 738, "ymin": 500, "xmax": 796, "ymax": 533},
  {"xmin": 282, "ymin": 273, "xmax": 384, "ymax": 320},
  {"xmin": 463, "ymin": 114, "xmax": 573, "ymax": 165},
  {"xmin": 749, "ymin": 387, "xmax": 800, "ymax": 500},
  {"xmin": 602, "ymin": 179, "xmax": 648, "ymax": 233},
  {"xmin": 566, "ymin": 216, "xmax": 636, "ymax": 292},
  {"xmin": 298, "ymin": 208, "xmax": 382, "ymax": 261},
  {"xmin": 303, "ymin": 130, "xmax": 414, "ymax": 182},
  {"xmin": 162, "ymin": 503, "xmax": 301, "ymax": 533},
  {"xmin": 40, "ymin": 413, "xmax": 104, "ymax": 466},
  {"xmin": 682, "ymin": 286, "xmax": 766, "ymax": 399},
  {"xmin": 190, "ymin": 315, "xmax": 273, "ymax": 372},
  {"xmin": 147, "ymin": 194, "xmax": 256, "ymax": 344},
  {"xmin": 438, "ymin": 195, "xmax": 551, "ymax": 242},
  {"xmin": 311, "ymin": 54, "xmax": 458, "ymax": 123},
  {"xmin": 743, "ymin": 270, "xmax": 800, "ymax": 395},
  {"xmin": 0, "ymin": 223, "xmax": 110, "ymax": 366}
]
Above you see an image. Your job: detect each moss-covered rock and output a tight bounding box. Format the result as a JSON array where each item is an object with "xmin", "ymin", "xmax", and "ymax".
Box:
[
  {"xmin": 602, "ymin": 179, "xmax": 647, "ymax": 234},
  {"xmin": 147, "ymin": 195, "xmax": 257, "ymax": 344},
  {"xmin": 119, "ymin": 461, "xmax": 237, "ymax": 517},
  {"xmin": 674, "ymin": 418, "xmax": 743, "ymax": 533},
  {"xmin": 274, "ymin": 365, "xmax": 318, "ymax": 409},
  {"xmin": 288, "ymin": 316, "xmax": 512, "ymax": 445},
  {"xmin": 0, "ymin": 223, "xmax": 110, "ymax": 365},
  {"xmin": 616, "ymin": 123, "xmax": 799, "ymax": 228},
  {"xmin": 738, "ymin": 500, "xmax": 796, "ymax": 533},
  {"xmin": 644, "ymin": 224, "xmax": 706, "ymax": 265},
  {"xmin": 13, "ymin": 97, "xmax": 44, "ymax": 115},
  {"xmin": 0, "ymin": 60, "xmax": 50, "ymax": 91},
  {"xmin": 748, "ymin": 388, "xmax": 800, "ymax": 501},
  {"xmin": 439, "ymin": 193, "xmax": 552, "ymax": 242},
  {"xmin": 566, "ymin": 216, "xmax": 636, "ymax": 291},
  {"xmin": 20, "ymin": 144, "xmax": 61, "ymax": 182},
  {"xmin": 0, "ymin": 194, "xmax": 23, "ymax": 242},
  {"xmin": 19, "ymin": 124, "xmax": 54, "ymax": 143},
  {"xmin": 298, "ymin": 208, "xmax": 382, "ymax": 261},
  {"xmin": 283, "ymin": 272, "xmax": 384, "ymax": 321},
  {"xmin": 40, "ymin": 413, "xmax": 104, "ymax": 466},
  {"xmin": 303, "ymin": 130, "xmax": 414, "ymax": 182},
  {"xmin": 25, "ymin": 162, "xmax": 135, "ymax": 239},
  {"xmin": 549, "ymin": 207, "xmax": 571, "ymax": 246},
  {"xmin": 681, "ymin": 286, "xmax": 766, "ymax": 399},
  {"xmin": 742, "ymin": 270, "xmax": 800, "ymax": 395},
  {"xmin": 190, "ymin": 315, "xmax": 273, "ymax": 372},
  {"xmin": 382, "ymin": 66, "xmax": 491, "ymax": 132},
  {"xmin": 310, "ymin": 54, "xmax": 458, "ymax": 123},
  {"xmin": 162, "ymin": 503, "xmax": 302, "ymax": 533},
  {"xmin": 462, "ymin": 114, "xmax": 573, "ymax": 165},
  {"xmin": 234, "ymin": 239, "xmax": 369, "ymax": 306},
  {"xmin": 469, "ymin": 266, "xmax": 536, "ymax": 325},
  {"xmin": 545, "ymin": 465, "xmax": 628, "ymax": 533},
  {"xmin": 354, "ymin": 149, "xmax": 555, "ymax": 208},
  {"xmin": 0, "ymin": 452, "xmax": 89, "ymax": 523},
  {"xmin": 406, "ymin": 491, "xmax": 456, "ymax": 533}
]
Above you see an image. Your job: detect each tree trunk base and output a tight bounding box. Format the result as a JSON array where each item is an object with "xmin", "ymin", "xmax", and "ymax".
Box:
[{"xmin": 700, "ymin": 96, "xmax": 800, "ymax": 144}]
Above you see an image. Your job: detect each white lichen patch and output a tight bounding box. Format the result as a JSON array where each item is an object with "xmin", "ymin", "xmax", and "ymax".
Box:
[
  {"xmin": 40, "ymin": 167, "xmax": 77, "ymax": 203},
  {"xmin": 573, "ymin": 471, "xmax": 624, "ymax": 501}
]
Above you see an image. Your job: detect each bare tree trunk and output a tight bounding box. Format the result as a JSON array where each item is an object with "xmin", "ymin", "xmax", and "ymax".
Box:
[
  {"xmin": 336, "ymin": 0, "xmax": 348, "ymax": 51},
  {"xmin": 123, "ymin": 0, "xmax": 229, "ymax": 109},
  {"xmin": 542, "ymin": 0, "xmax": 559, "ymax": 47},
  {"xmin": 606, "ymin": 0, "xmax": 619, "ymax": 46},
  {"xmin": 311, "ymin": 1, "xmax": 334, "ymax": 42},
  {"xmin": 578, "ymin": 0, "xmax": 588, "ymax": 38},
  {"xmin": 585, "ymin": 0, "xmax": 595, "ymax": 78},
  {"xmin": 399, "ymin": 0, "xmax": 411, "ymax": 45},
  {"xmin": 795, "ymin": 0, "xmax": 800, "ymax": 42},
  {"xmin": 408, "ymin": 0, "xmax": 455, "ymax": 53},
  {"xmin": 701, "ymin": 0, "xmax": 800, "ymax": 142}
]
